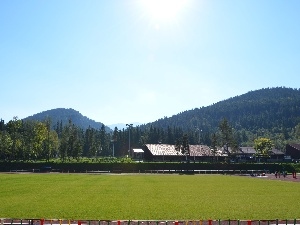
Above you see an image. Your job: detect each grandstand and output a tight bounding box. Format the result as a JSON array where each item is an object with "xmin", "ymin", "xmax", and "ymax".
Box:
[
  {"xmin": 189, "ymin": 145, "xmax": 213, "ymax": 156},
  {"xmin": 145, "ymin": 144, "xmax": 183, "ymax": 156},
  {"xmin": 142, "ymin": 144, "xmax": 227, "ymax": 161},
  {"xmin": 141, "ymin": 143, "xmax": 286, "ymax": 162}
]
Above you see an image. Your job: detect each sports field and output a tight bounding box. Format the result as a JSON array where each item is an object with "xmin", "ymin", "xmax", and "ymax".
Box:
[{"xmin": 0, "ymin": 173, "xmax": 299, "ymax": 220}]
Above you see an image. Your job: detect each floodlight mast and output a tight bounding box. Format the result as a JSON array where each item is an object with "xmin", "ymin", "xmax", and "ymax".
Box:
[
  {"xmin": 195, "ymin": 127, "xmax": 202, "ymax": 161},
  {"xmin": 195, "ymin": 127, "xmax": 202, "ymax": 144},
  {"xmin": 126, "ymin": 124, "xmax": 133, "ymax": 157},
  {"xmin": 111, "ymin": 139, "xmax": 115, "ymax": 157}
]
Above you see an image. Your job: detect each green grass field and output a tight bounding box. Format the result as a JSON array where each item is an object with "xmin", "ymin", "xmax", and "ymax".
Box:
[{"xmin": 0, "ymin": 173, "xmax": 299, "ymax": 220}]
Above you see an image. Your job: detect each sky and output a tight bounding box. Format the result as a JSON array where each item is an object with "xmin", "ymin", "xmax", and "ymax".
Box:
[{"xmin": 1, "ymin": 0, "xmax": 300, "ymax": 125}]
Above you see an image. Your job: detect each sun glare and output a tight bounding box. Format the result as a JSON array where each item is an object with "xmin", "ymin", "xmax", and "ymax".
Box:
[{"xmin": 139, "ymin": 0, "xmax": 188, "ymax": 23}]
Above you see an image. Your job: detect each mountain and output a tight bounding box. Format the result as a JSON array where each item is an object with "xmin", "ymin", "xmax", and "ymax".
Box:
[
  {"xmin": 23, "ymin": 108, "xmax": 112, "ymax": 132},
  {"xmin": 142, "ymin": 87, "xmax": 300, "ymax": 133},
  {"xmin": 20, "ymin": 87, "xmax": 300, "ymax": 142}
]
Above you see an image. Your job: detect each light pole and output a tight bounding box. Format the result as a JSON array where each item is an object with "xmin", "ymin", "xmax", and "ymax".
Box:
[
  {"xmin": 111, "ymin": 139, "xmax": 115, "ymax": 157},
  {"xmin": 159, "ymin": 141, "xmax": 164, "ymax": 162},
  {"xmin": 126, "ymin": 124, "xmax": 133, "ymax": 157},
  {"xmin": 196, "ymin": 128, "xmax": 202, "ymax": 144},
  {"xmin": 195, "ymin": 128, "xmax": 202, "ymax": 161}
]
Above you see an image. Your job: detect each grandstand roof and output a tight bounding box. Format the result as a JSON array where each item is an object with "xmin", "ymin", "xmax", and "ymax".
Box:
[
  {"xmin": 288, "ymin": 143, "xmax": 300, "ymax": 150},
  {"xmin": 240, "ymin": 147, "xmax": 256, "ymax": 154},
  {"xmin": 145, "ymin": 144, "xmax": 182, "ymax": 156},
  {"xmin": 189, "ymin": 145, "xmax": 213, "ymax": 156},
  {"xmin": 133, "ymin": 149, "xmax": 144, "ymax": 153},
  {"xmin": 144, "ymin": 144, "xmax": 227, "ymax": 157},
  {"xmin": 270, "ymin": 148, "xmax": 284, "ymax": 155}
]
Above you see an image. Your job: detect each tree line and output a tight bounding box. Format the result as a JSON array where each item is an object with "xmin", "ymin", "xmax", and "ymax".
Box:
[
  {"xmin": 1, "ymin": 115, "xmax": 300, "ymax": 162},
  {"xmin": 0, "ymin": 116, "xmax": 234, "ymax": 161}
]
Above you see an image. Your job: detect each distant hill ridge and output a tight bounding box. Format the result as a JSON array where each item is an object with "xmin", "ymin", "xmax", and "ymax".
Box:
[
  {"xmin": 142, "ymin": 87, "xmax": 300, "ymax": 132},
  {"xmin": 23, "ymin": 87, "xmax": 300, "ymax": 134},
  {"xmin": 24, "ymin": 108, "xmax": 111, "ymax": 132}
]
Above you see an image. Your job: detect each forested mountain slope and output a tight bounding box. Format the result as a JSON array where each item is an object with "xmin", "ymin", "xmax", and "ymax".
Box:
[
  {"xmin": 2, "ymin": 87, "xmax": 299, "ymax": 157},
  {"xmin": 24, "ymin": 108, "xmax": 111, "ymax": 132},
  {"xmin": 143, "ymin": 87, "xmax": 300, "ymax": 134}
]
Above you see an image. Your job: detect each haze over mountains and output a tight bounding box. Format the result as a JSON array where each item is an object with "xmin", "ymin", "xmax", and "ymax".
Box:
[{"xmin": 20, "ymin": 87, "xmax": 300, "ymax": 133}]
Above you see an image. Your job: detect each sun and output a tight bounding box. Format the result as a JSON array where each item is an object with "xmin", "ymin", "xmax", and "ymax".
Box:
[{"xmin": 139, "ymin": 0, "xmax": 188, "ymax": 23}]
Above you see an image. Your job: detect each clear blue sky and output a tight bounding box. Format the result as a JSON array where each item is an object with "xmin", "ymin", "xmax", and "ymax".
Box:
[{"xmin": 1, "ymin": 0, "xmax": 300, "ymax": 125}]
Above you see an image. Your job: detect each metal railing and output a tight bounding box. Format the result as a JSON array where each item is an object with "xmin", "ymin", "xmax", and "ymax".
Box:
[{"xmin": 1, "ymin": 219, "xmax": 300, "ymax": 225}]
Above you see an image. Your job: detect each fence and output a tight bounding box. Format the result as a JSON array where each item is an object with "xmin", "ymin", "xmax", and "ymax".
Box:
[{"xmin": 1, "ymin": 219, "xmax": 300, "ymax": 225}]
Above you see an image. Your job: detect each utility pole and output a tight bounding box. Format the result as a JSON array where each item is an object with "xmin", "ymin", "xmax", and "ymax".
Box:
[
  {"xmin": 111, "ymin": 139, "xmax": 115, "ymax": 157},
  {"xmin": 195, "ymin": 128, "xmax": 202, "ymax": 161},
  {"xmin": 126, "ymin": 124, "xmax": 133, "ymax": 157}
]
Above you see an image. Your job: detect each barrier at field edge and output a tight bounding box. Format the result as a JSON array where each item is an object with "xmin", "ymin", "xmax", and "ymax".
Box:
[{"xmin": 2, "ymin": 219, "xmax": 300, "ymax": 225}]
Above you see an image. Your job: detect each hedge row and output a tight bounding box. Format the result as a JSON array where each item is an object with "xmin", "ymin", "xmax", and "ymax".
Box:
[{"xmin": 0, "ymin": 161, "xmax": 296, "ymax": 173}]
